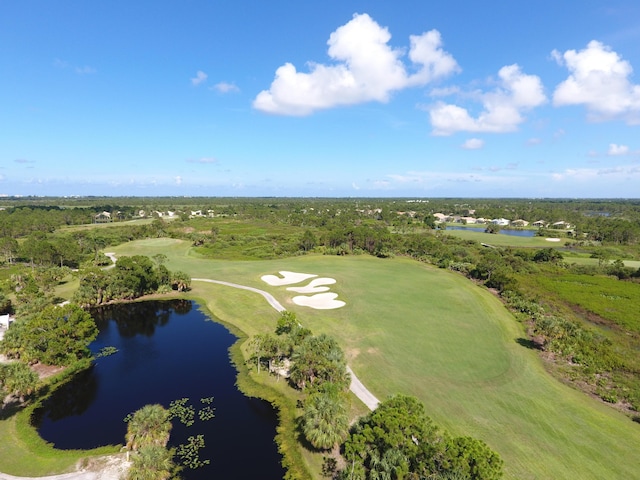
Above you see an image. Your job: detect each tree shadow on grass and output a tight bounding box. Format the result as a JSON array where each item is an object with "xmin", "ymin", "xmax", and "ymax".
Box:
[{"xmin": 516, "ymin": 337, "xmax": 539, "ymax": 350}]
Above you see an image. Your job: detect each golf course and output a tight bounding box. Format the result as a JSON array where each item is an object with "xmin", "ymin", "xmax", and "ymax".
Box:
[{"xmin": 106, "ymin": 238, "xmax": 640, "ymax": 480}]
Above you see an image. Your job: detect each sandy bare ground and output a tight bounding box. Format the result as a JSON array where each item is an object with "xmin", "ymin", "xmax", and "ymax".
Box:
[
  {"xmin": 0, "ymin": 454, "xmax": 130, "ymax": 480},
  {"xmin": 292, "ymin": 292, "xmax": 346, "ymax": 310}
]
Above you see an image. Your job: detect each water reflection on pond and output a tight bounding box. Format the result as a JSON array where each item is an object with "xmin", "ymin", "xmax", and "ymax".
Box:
[{"xmin": 33, "ymin": 300, "xmax": 285, "ymax": 479}]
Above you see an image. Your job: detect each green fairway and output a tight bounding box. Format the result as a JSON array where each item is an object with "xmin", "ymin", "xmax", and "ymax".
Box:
[
  {"xmin": 110, "ymin": 239, "xmax": 640, "ymax": 480},
  {"xmin": 563, "ymin": 255, "xmax": 640, "ymax": 269},
  {"xmin": 440, "ymin": 228, "xmax": 569, "ymax": 247}
]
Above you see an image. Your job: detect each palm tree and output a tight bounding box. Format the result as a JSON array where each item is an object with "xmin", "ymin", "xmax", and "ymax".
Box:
[
  {"xmin": 368, "ymin": 448, "xmax": 408, "ymax": 480},
  {"xmin": 302, "ymin": 389, "xmax": 349, "ymax": 450},
  {"xmin": 127, "ymin": 445, "xmax": 179, "ymax": 480},
  {"xmin": 0, "ymin": 362, "xmax": 39, "ymax": 403},
  {"xmin": 125, "ymin": 404, "xmax": 172, "ymax": 459}
]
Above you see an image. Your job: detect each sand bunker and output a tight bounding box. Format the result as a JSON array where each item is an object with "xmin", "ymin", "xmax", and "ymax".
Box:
[
  {"xmin": 262, "ymin": 271, "xmax": 345, "ymax": 310},
  {"xmin": 545, "ymin": 238, "xmax": 561, "ymax": 242},
  {"xmin": 287, "ymin": 277, "xmax": 336, "ymax": 294},
  {"xmin": 293, "ymin": 293, "xmax": 346, "ymax": 310},
  {"xmin": 261, "ymin": 271, "xmax": 317, "ymax": 286}
]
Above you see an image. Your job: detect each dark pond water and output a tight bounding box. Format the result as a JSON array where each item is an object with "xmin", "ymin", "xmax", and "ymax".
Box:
[
  {"xmin": 446, "ymin": 226, "xmax": 536, "ymax": 237},
  {"xmin": 33, "ymin": 300, "xmax": 285, "ymax": 480}
]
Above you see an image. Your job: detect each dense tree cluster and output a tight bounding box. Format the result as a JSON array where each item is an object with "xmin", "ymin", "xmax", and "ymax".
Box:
[
  {"xmin": 340, "ymin": 395, "xmax": 503, "ymax": 480},
  {"xmin": 0, "ymin": 303, "xmax": 97, "ymax": 366},
  {"xmin": 74, "ymin": 255, "xmax": 190, "ymax": 306}
]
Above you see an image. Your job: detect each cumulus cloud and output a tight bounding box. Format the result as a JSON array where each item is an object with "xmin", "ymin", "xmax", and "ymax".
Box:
[
  {"xmin": 253, "ymin": 13, "xmax": 459, "ymax": 116},
  {"xmin": 461, "ymin": 138, "xmax": 484, "ymax": 149},
  {"xmin": 212, "ymin": 82, "xmax": 239, "ymax": 93},
  {"xmin": 191, "ymin": 70, "xmax": 208, "ymax": 86},
  {"xmin": 429, "ymin": 64, "xmax": 546, "ymax": 135},
  {"xmin": 175, "ymin": 176, "xmax": 182, "ymax": 185},
  {"xmin": 552, "ymin": 41, "xmax": 640, "ymax": 123},
  {"xmin": 608, "ymin": 143, "xmax": 629, "ymax": 155}
]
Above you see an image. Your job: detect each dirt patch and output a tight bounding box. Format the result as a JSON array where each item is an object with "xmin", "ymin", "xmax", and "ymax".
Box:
[
  {"xmin": 32, "ymin": 363, "xmax": 65, "ymax": 380},
  {"xmin": 345, "ymin": 348, "xmax": 360, "ymax": 361}
]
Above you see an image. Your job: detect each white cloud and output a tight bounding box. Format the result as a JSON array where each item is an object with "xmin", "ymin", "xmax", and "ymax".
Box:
[
  {"xmin": 253, "ymin": 13, "xmax": 459, "ymax": 116},
  {"xmin": 429, "ymin": 64, "xmax": 546, "ymax": 135},
  {"xmin": 461, "ymin": 138, "xmax": 484, "ymax": 149},
  {"xmin": 552, "ymin": 41, "xmax": 640, "ymax": 123},
  {"xmin": 527, "ymin": 137, "xmax": 542, "ymax": 145},
  {"xmin": 191, "ymin": 70, "xmax": 208, "ymax": 86},
  {"xmin": 551, "ymin": 165, "xmax": 640, "ymax": 181},
  {"xmin": 608, "ymin": 143, "xmax": 629, "ymax": 155},
  {"xmin": 175, "ymin": 176, "xmax": 182, "ymax": 185},
  {"xmin": 212, "ymin": 82, "xmax": 239, "ymax": 93}
]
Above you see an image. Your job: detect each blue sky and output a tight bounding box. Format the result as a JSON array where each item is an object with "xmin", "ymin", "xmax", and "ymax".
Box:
[{"xmin": 2, "ymin": 1, "xmax": 640, "ymax": 198}]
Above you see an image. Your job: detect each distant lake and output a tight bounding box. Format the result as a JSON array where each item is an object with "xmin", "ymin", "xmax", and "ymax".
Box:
[
  {"xmin": 33, "ymin": 300, "xmax": 285, "ymax": 480},
  {"xmin": 446, "ymin": 226, "xmax": 536, "ymax": 237}
]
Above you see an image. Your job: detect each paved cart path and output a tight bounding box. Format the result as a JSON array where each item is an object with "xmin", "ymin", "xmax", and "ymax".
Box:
[
  {"xmin": 0, "ymin": 275, "xmax": 380, "ymax": 480},
  {"xmin": 193, "ymin": 278, "xmax": 381, "ymax": 410}
]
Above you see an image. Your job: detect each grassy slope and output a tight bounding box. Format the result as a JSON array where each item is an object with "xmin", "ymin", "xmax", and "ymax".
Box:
[{"xmin": 109, "ymin": 239, "xmax": 640, "ymax": 479}]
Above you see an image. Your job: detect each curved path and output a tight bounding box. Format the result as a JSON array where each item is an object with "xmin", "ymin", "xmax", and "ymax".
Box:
[
  {"xmin": 192, "ymin": 278, "xmax": 381, "ymax": 410},
  {"xmin": 0, "ymin": 273, "xmax": 379, "ymax": 480}
]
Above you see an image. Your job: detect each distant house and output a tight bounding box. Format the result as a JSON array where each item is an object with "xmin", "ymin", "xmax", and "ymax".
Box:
[
  {"xmin": 138, "ymin": 210, "xmax": 146, "ymax": 218},
  {"xmin": 94, "ymin": 211, "xmax": 112, "ymax": 223},
  {"xmin": 433, "ymin": 213, "xmax": 448, "ymax": 223},
  {"xmin": 511, "ymin": 219, "xmax": 529, "ymax": 227},
  {"xmin": 552, "ymin": 221, "xmax": 572, "ymax": 229},
  {"xmin": 532, "ymin": 220, "xmax": 546, "ymax": 228},
  {"xmin": 190, "ymin": 210, "xmax": 204, "ymax": 218},
  {"xmin": 460, "ymin": 216, "xmax": 477, "ymax": 224},
  {"xmin": 491, "ymin": 218, "xmax": 510, "ymax": 226}
]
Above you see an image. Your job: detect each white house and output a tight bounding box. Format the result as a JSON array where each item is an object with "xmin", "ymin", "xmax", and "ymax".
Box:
[
  {"xmin": 491, "ymin": 218, "xmax": 510, "ymax": 226},
  {"xmin": 552, "ymin": 221, "xmax": 572, "ymax": 229}
]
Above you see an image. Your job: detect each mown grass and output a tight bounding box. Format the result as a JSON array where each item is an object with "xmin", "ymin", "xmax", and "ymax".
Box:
[
  {"xmin": 564, "ymin": 255, "xmax": 640, "ymax": 269},
  {"xmin": 0, "ymin": 362, "xmax": 119, "ymax": 475},
  {"xmin": 106, "ymin": 238, "xmax": 640, "ymax": 480},
  {"xmin": 441, "ymin": 228, "xmax": 569, "ymax": 247}
]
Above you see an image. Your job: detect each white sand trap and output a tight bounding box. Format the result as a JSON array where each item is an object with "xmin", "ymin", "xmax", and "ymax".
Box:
[
  {"xmin": 287, "ymin": 277, "xmax": 336, "ymax": 294},
  {"xmin": 261, "ymin": 271, "xmax": 317, "ymax": 286},
  {"xmin": 293, "ymin": 292, "xmax": 346, "ymax": 310},
  {"xmin": 545, "ymin": 238, "xmax": 561, "ymax": 242}
]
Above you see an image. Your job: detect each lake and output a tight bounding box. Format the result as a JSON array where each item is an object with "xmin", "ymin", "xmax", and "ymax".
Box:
[
  {"xmin": 445, "ymin": 226, "xmax": 536, "ymax": 237},
  {"xmin": 32, "ymin": 300, "xmax": 285, "ymax": 479}
]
